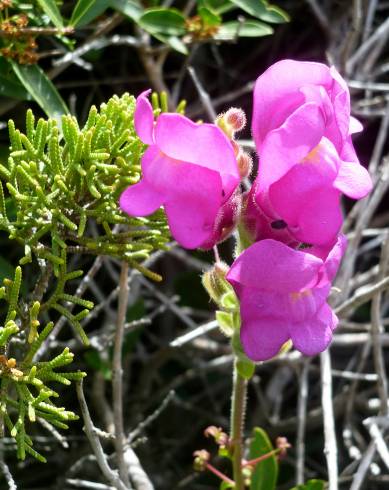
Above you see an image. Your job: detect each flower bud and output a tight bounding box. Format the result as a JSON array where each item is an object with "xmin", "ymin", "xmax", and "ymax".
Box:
[
  {"xmin": 225, "ymin": 107, "xmax": 246, "ymax": 132},
  {"xmin": 202, "ymin": 262, "xmax": 231, "ymax": 306},
  {"xmin": 204, "ymin": 426, "xmax": 229, "ymax": 447},
  {"xmin": 193, "ymin": 449, "xmax": 210, "ymax": 472},
  {"xmin": 216, "ymin": 107, "xmax": 246, "ymax": 139},
  {"xmin": 237, "ymin": 151, "xmax": 253, "ymax": 179},
  {"xmin": 276, "ymin": 436, "xmax": 291, "ymax": 458}
]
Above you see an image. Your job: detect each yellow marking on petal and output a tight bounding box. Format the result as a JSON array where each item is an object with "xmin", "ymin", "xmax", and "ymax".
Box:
[
  {"xmin": 301, "ymin": 144, "xmax": 321, "ymax": 164},
  {"xmin": 290, "ymin": 289, "xmax": 312, "ymax": 303}
]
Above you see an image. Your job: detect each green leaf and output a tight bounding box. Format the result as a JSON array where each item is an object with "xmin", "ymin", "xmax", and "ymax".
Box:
[
  {"xmin": 198, "ymin": 6, "xmax": 222, "ymax": 26},
  {"xmin": 110, "ymin": 0, "xmax": 143, "ymax": 21},
  {"xmin": 290, "ymin": 480, "xmax": 326, "ymax": 490},
  {"xmin": 249, "ymin": 427, "xmax": 278, "ymax": 490},
  {"xmin": 220, "ymin": 481, "xmax": 235, "ymax": 489},
  {"xmin": 237, "ymin": 358, "xmax": 255, "ymax": 379},
  {"xmin": 216, "ymin": 20, "xmax": 273, "ymax": 39},
  {"xmin": 36, "ymin": 0, "xmax": 63, "ymax": 28},
  {"xmin": 220, "ymin": 290, "xmax": 238, "ymax": 310},
  {"xmin": 0, "ymin": 75, "xmax": 30, "ymax": 100},
  {"xmin": 11, "ymin": 63, "xmax": 69, "ymax": 120},
  {"xmin": 201, "ymin": 0, "xmax": 235, "ymax": 14},
  {"xmin": 230, "ymin": 0, "xmax": 289, "ymax": 23},
  {"xmin": 139, "ymin": 8, "xmax": 186, "ymax": 36},
  {"xmin": 70, "ymin": 0, "xmax": 110, "ymax": 28},
  {"xmin": 216, "ymin": 310, "xmax": 234, "ymax": 337}
]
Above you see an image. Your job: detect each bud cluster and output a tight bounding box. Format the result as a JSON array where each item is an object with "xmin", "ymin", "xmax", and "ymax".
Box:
[
  {"xmin": 0, "ymin": 14, "xmax": 38, "ymax": 64},
  {"xmin": 216, "ymin": 108, "xmax": 253, "ymax": 179}
]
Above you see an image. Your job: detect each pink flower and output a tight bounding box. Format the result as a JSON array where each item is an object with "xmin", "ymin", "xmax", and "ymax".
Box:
[
  {"xmin": 249, "ymin": 60, "xmax": 372, "ymax": 246},
  {"xmin": 226, "ymin": 235, "xmax": 346, "ymax": 361},
  {"xmin": 120, "ymin": 90, "xmax": 240, "ymax": 249}
]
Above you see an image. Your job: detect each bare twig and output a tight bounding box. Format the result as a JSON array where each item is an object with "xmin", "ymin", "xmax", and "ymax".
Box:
[
  {"xmin": 296, "ymin": 359, "xmax": 310, "ymax": 485},
  {"xmin": 124, "ymin": 449, "xmax": 154, "ymax": 490},
  {"xmin": 187, "ymin": 66, "xmax": 217, "ymax": 121},
  {"xmin": 335, "ymin": 276, "xmax": 389, "ymax": 317},
  {"xmin": 112, "ymin": 261, "xmax": 130, "ymax": 487},
  {"xmin": 0, "ymin": 459, "xmax": 16, "ymax": 490},
  {"xmin": 321, "ymin": 350, "xmax": 338, "ymax": 490},
  {"xmin": 370, "ymin": 231, "xmax": 389, "ymax": 415},
  {"xmin": 76, "ymin": 380, "xmax": 128, "ymax": 490}
]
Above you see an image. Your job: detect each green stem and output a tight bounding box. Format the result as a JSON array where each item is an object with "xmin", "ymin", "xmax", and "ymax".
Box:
[{"xmin": 230, "ymin": 359, "xmax": 247, "ymax": 489}]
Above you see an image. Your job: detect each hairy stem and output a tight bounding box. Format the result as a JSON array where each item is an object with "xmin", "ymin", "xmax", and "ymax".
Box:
[
  {"xmin": 113, "ymin": 261, "xmax": 130, "ymax": 487},
  {"xmin": 230, "ymin": 360, "xmax": 247, "ymax": 490}
]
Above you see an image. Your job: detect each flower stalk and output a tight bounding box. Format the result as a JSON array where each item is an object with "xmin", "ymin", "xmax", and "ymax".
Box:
[{"xmin": 230, "ymin": 359, "xmax": 247, "ymax": 490}]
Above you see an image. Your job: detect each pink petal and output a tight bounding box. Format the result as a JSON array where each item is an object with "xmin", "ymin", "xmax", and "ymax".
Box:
[
  {"xmin": 252, "ymin": 60, "xmax": 332, "ymax": 147},
  {"xmin": 119, "ymin": 180, "xmax": 164, "ymax": 217},
  {"xmin": 340, "ymin": 136, "xmax": 360, "ymax": 164},
  {"xmin": 165, "ymin": 191, "xmax": 221, "ymax": 250},
  {"xmin": 286, "ymin": 285, "xmax": 331, "ymax": 323},
  {"xmin": 240, "ymin": 315, "xmax": 289, "ymax": 362},
  {"xmin": 349, "ymin": 116, "xmax": 363, "ymax": 134},
  {"xmin": 134, "ymin": 90, "xmax": 154, "ymax": 145},
  {"xmin": 334, "ymin": 161, "xmax": 373, "ymax": 199},
  {"xmin": 258, "ymin": 102, "xmax": 326, "ymax": 191},
  {"xmin": 293, "ymin": 187, "xmax": 342, "ymax": 245},
  {"xmin": 324, "ymin": 234, "xmax": 347, "ymax": 280},
  {"xmin": 289, "ymin": 302, "xmax": 338, "ymax": 356},
  {"xmin": 154, "ymin": 113, "xmax": 239, "ymax": 196},
  {"xmin": 138, "ymin": 146, "xmax": 225, "ymax": 249},
  {"xmin": 226, "ymin": 239, "xmax": 322, "ymax": 293},
  {"xmin": 328, "ymin": 66, "xmax": 351, "ymax": 148},
  {"xmin": 268, "ymin": 141, "xmax": 340, "ymax": 226},
  {"xmin": 163, "ymin": 164, "xmax": 223, "ymax": 249}
]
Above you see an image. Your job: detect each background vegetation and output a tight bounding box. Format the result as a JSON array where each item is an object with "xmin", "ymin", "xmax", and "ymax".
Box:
[{"xmin": 0, "ymin": 1, "xmax": 389, "ymax": 489}]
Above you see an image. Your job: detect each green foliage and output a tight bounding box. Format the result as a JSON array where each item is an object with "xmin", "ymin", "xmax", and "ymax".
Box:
[
  {"xmin": 249, "ymin": 427, "xmax": 278, "ymax": 490},
  {"xmin": 0, "ymin": 92, "xmax": 171, "ymax": 461},
  {"xmin": 0, "ymin": 267, "xmax": 85, "ymax": 462},
  {"xmin": 11, "ymin": 62, "xmax": 70, "ymax": 119},
  {"xmin": 36, "ymin": 0, "xmax": 64, "ymax": 28},
  {"xmin": 0, "ymin": 92, "xmax": 169, "ymax": 277},
  {"xmin": 70, "ymin": 0, "xmax": 111, "ymax": 28}
]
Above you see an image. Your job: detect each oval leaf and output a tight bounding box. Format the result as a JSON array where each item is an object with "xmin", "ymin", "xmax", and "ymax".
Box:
[
  {"xmin": 216, "ymin": 20, "xmax": 273, "ymax": 40},
  {"xmin": 109, "ymin": 0, "xmax": 143, "ymax": 21},
  {"xmin": 198, "ymin": 6, "xmax": 222, "ymax": 27},
  {"xmin": 11, "ymin": 63, "xmax": 69, "ymax": 120},
  {"xmin": 36, "ymin": 0, "xmax": 63, "ymax": 28},
  {"xmin": 70, "ymin": 0, "xmax": 110, "ymax": 27},
  {"xmin": 249, "ymin": 427, "xmax": 278, "ymax": 490},
  {"xmin": 230, "ymin": 0, "xmax": 289, "ymax": 23},
  {"xmin": 139, "ymin": 8, "xmax": 186, "ymax": 36}
]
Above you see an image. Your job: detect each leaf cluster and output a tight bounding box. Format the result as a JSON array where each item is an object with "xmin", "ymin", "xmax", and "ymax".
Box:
[
  {"xmin": 0, "ymin": 92, "xmax": 169, "ymax": 276},
  {"xmin": 0, "ymin": 92, "xmax": 170, "ymax": 461},
  {"xmin": 0, "ymin": 266, "xmax": 85, "ymax": 462}
]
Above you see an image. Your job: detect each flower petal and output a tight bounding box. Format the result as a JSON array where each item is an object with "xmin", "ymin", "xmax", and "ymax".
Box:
[
  {"xmin": 226, "ymin": 239, "xmax": 322, "ymax": 293},
  {"xmin": 163, "ymin": 164, "xmax": 223, "ymax": 249},
  {"xmin": 258, "ymin": 102, "xmax": 326, "ymax": 191},
  {"xmin": 334, "ymin": 161, "xmax": 373, "ymax": 199},
  {"xmin": 155, "ymin": 113, "xmax": 239, "ymax": 196},
  {"xmin": 252, "ymin": 60, "xmax": 332, "ymax": 147},
  {"xmin": 134, "ymin": 89, "xmax": 154, "ymax": 145},
  {"xmin": 268, "ymin": 140, "xmax": 340, "ymax": 227},
  {"xmin": 289, "ymin": 302, "xmax": 338, "ymax": 356},
  {"xmin": 293, "ymin": 187, "xmax": 342, "ymax": 245},
  {"xmin": 165, "ymin": 193, "xmax": 221, "ymax": 250},
  {"xmin": 240, "ymin": 315, "xmax": 290, "ymax": 362},
  {"xmin": 119, "ymin": 179, "xmax": 163, "ymax": 217}
]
